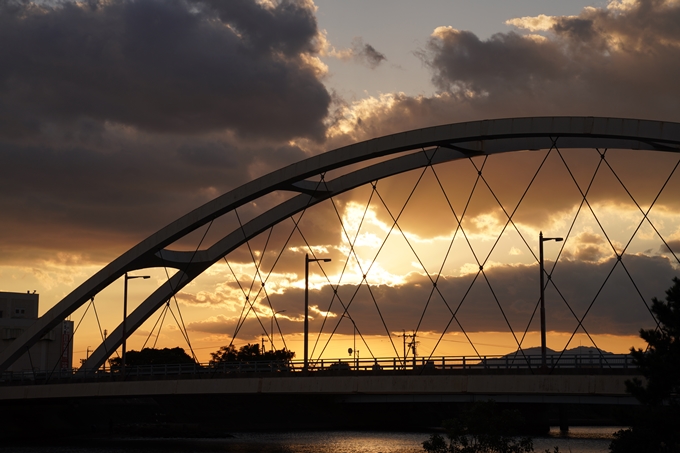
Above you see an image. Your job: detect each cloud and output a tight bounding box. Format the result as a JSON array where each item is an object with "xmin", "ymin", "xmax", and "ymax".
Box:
[
  {"xmin": 186, "ymin": 251, "xmax": 678, "ymax": 344},
  {"xmin": 350, "ymin": 38, "xmax": 387, "ymax": 69},
  {"xmin": 505, "ymin": 14, "xmax": 571, "ymax": 32},
  {"xmin": 330, "ymin": 0, "xmax": 680, "ymax": 146},
  {"xmin": 0, "ymin": 124, "xmax": 313, "ymax": 265},
  {"xmin": 425, "ymin": 0, "xmax": 680, "ymax": 105},
  {"xmin": 325, "ymin": 37, "xmax": 387, "ymax": 69},
  {"xmin": 661, "ymin": 240, "xmax": 680, "ymax": 254},
  {"xmin": 0, "ymin": 0, "xmax": 330, "ymax": 140},
  {"xmin": 323, "ymin": 0, "xmax": 680, "ymax": 238},
  {"xmin": 1, "ymin": 0, "xmax": 679, "ymax": 356}
]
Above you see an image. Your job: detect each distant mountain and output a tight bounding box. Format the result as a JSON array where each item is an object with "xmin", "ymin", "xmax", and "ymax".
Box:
[
  {"xmin": 504, "ymin": 345, "xmax": 614, "ymax": 357},
  {"xmin": 476, "ymin": 345, "xmax": 620, "ymax": 368}
]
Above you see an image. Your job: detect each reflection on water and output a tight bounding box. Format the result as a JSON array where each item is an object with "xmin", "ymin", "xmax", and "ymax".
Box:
[
  {"xmin": 533, "ymin": 426, "xmax": 622, "ymax": 453},
  {"xmin": 0, "ymin": 427, "xmax": 622, "ymax": 453}
]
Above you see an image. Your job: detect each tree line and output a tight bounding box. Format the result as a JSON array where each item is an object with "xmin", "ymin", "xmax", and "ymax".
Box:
[{"xmin": 109, "ymin": 343, "xmax": 294, "ymax": 368}]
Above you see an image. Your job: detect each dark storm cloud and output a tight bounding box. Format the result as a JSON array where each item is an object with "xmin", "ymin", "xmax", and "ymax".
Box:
[
  {"xmin": 187, "ymin": 253, "xmax": 678, "ymax": 341},
  {"xmin": 0, "ymin": 0, "xmax": 330, "ymax": 140},
  {"xmin": 426, "ymin": 29, "xmax": 566, "ymax": 95},
  {"xmin": 197, "ymin": 0, "xmax": 319, "ymax": 57},
  {"xmin": 0, "ymin": 0, "xmax": 334, "ymax": 265},
  {"xmin": 0, "ymin": 129, "xmax": 307, "ymax": 264}
]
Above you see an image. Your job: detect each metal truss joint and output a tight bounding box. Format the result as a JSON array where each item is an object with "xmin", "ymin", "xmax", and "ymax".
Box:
[{"xmin": 284, "ymin": 180, "xmax": 332, "ymax": 197}]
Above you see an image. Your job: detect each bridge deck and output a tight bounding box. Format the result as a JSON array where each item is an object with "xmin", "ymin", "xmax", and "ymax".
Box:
[{"xmin": 0, "ymin": 371, "xmax": 641, "ymax": 405}]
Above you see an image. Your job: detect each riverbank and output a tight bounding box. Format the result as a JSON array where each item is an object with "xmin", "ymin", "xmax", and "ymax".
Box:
[{"xmin": 0, "ymin": 428, "xmax": 620, "ymax": 453}]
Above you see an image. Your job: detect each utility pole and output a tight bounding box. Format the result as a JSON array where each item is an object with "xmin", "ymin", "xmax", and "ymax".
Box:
[
  {"xmin": 402, "ymin": 330, "xmax": 406, "ymax": 369},
  {"xmin": 399, "ymin": 331, "xmax": 417, "ymax": 370},
  {"xmin": 408, "ymin": 333, "xmax": 417, "ymax": 368}
]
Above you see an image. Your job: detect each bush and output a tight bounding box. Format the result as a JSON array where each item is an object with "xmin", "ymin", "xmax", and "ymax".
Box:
[{"xmin": 422, "ymin": 401, "xmax": 536, "ymax": 453}]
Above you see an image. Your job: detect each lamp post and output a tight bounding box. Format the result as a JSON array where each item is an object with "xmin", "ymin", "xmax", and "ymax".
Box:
[
  {"xmin": 304, "ymin": 254, "xmax": 331, "ymax": 372},
  {"xmin": 343, "ymin": 313, "xmax": 357, "ymax": 370},
  {"xmin": 539, "ymin": 232, "xmax": 563, "ymax": 368},
  {"xmin": 122, "ymin": 272, "xmax": 150, "ymax": 377},
  {"xmin": 271, "ymin": 310, "xmax": 286, "ymax": 352}
]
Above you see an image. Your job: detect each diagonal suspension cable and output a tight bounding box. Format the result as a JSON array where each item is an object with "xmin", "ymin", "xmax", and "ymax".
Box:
[
  {"xmin": 418, "ymin": 156, "xmax": 494, "ymax": 360},
  {"xmin": 291, "ymin": 197, "xmax": 378, "ymax": 362},
  {"xmin": 152, "ymin": 302, "xmax": 171, "ymax": 349},
  {"xmin": 455, "ymin": 150, "xmax": 559, "ymax": 367},
  {"xmin": 234, "ymin": 209, "xmax": 279, "ymax": 348},
  {"xmin": 512, "ymin": 144, "xmax": 609, "ymax": 363},
  {"xmin": 319, "ymin": 165, "xmax": 435, "ymax": 361},
  {"xmin": 414, "ymin": 149, "xmax": 555, "ymax": 363},
  {"xmin": 372, "ymin": 163, "xmax": 487, "ymax": 362},
  {"xmin": 157, "ymin": 219, "xmax": 216, "ymax": 362},
  {"xmin": 227, "ymin": 176, "xmax": 328, "ymax": 352},
  {"xmin": 310, "ymin": 183, "xmax": 377, "ymax": 361},
  {"xmin": 548, "ymin": 147, "xmax": 672, "ymax": 370},
  {"xmin": 597, "ymin": 150, "xmax": 680, "ymax": 266},
  {"xmin": 468, "ymin": 143, "xmax": 612, "ymax": 367},
  {"xmin": 142, "ymin": 301, "xmax": 169, "ymax": 350},
  {"xmin": 90, "ymin": 296, "xmax": 117, "ymax": 360},
  {"xmin": 414, "ymin": 163, "xmax": 476, "ymax": 332},
  {"xmin": 311, "ymin": 163, "xmax": 434, "ymax": 363},
  {"xmin": 45, "ymin": 298, "xmax": 94, "ymax": 382}
]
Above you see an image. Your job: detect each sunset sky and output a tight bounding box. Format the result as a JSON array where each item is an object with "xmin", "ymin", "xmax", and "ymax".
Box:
[{"xmin": 1, "ymin": 0, "xmax": 679, "ymax": 366}]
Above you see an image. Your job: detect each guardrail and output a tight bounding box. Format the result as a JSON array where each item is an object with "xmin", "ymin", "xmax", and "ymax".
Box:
[{"xmin": 0, "ymin": 354, "xmax": 637, "ymax": 384}]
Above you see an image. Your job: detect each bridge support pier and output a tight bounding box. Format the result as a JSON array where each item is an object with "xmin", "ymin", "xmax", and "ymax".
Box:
[{"xmin": 559, "ymin": 406, "xmax": 569, "ymax": 433}]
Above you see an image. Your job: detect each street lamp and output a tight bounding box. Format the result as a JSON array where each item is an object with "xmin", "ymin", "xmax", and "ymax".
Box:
[
  {"xmin": 343, "ymin": 313, "xmax": 357, "ymax": 370},
  {"xmin": 271, "ymin": 310, "xmax": 286, "ymax": 352},
  {"xmin": 539, "ymin": 232, "xmax": 563, "ymax": 369},
  {"xmin": 122, "ymin": 272, "xmax": 150, "ymax": 377},
  {"xmin": 304, "ymin": 253, "xmax": 331, "ymax": 372}
]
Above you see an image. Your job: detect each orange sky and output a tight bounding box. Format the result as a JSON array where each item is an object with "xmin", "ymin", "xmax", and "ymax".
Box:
[{"xmin": 1, "ymin": 0, "xmax": 680, "ymax": 368}]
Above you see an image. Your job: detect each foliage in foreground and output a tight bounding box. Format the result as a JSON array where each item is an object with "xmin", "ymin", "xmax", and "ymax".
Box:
[
  {"xmin": 109, "ymin": 347, "xmax": 195, "ymax": 367},
  {"xmin": 422, "ymin": 401, "xmax": 557, "ymax": 453},
  {"xmin": 209, "ymin": 343, "xmax": 294, "ymax": 363},
  {"xmin": 609, "ymin": 278, "xmax": 680, "ymax": 452}
]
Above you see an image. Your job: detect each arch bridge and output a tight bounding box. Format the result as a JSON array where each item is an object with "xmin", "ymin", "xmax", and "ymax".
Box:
[{"xmin": 1, "ymin": 116, "xmax": 679, "ymax": 376}]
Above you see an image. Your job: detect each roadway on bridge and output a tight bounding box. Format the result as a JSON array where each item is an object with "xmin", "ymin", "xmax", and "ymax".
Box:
[{"xmin": 0, "ymin": 372, "xmax": 641, "ymax": 406}]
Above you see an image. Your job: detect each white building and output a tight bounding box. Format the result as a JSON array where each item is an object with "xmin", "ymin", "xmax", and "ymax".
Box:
[{"xmin": 0, "ymin": 291, "xmax": 73, "ymax": 373}]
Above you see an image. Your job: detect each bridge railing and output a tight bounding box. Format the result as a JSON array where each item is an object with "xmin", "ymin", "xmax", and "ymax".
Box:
[
  {"xmin": 308, "ymin": 353, "xmax": 635, "ymax": 372},
  {"xmin": 0, "ymin": 354, "xmax": 637, "ymax": 384}
]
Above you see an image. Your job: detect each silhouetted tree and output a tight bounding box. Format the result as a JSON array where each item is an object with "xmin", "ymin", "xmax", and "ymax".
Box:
[
  {"xmin": 610, "ymin": 277, "xmax": 680, "ymax": 452},
  {"xmin": 422, "ymin": 401, "xmax": 535, "ymax": 453},
  {"xmin": 109, "ymin": 347, "xmax": 195, "ymax": 367},
  {"xmin": 209, "ymin": 343, "xmax": 294, "ymax": 364}
]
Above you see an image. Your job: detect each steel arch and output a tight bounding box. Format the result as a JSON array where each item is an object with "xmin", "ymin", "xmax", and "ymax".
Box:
[{"xmin": 2, "ymin": 116, "xmax": 680, "ymax": 373}]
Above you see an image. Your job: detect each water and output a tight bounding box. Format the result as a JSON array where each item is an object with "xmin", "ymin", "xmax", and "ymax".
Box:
[{"xmin": 0, "ymin": 427, "xmax": 619, "ymax": 453}]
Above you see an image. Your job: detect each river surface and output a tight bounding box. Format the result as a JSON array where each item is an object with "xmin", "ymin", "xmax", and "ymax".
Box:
[{"xmin": 1, "ymin": 427, "xmax": 619, "ymax": 453}]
